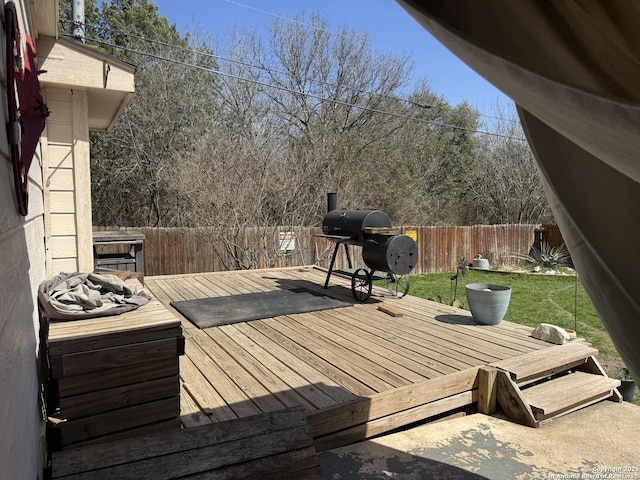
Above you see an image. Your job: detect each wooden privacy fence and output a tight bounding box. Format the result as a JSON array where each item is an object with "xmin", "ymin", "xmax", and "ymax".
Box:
[{"xmin": 94, "ymin": 224, "xmax": 564, "ymax": 277}]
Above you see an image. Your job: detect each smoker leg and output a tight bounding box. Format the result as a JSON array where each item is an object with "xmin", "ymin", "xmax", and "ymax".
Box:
[
  {"xmin": 344, "ymin": 244, "xmax": 353, "ymax": 269},
  {"xmin": 324, "ymin": 243, "xmax": 341, "ymax": 288}
]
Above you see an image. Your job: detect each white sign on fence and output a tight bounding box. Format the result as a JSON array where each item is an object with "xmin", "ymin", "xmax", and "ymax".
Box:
[{"xmin": 279, "ymin": 231, "xmax": 295, "ymax": 251}]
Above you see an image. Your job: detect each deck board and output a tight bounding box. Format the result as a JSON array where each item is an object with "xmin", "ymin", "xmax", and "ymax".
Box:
[
  {"xmin": 205, "ymin": 326, "xmax": 317, "ymax": 411},
  {"xmin": 266, "ymin": 315, "xmax": 398, "ymax": 392},
  {"xmin": 249, "ymin": 319, "xmax": 377, "ymax": 397},
  {"xmin": 312, "ymin": 309, "xmax": 447, "ymax": 378},
  {"xmin": 320, "ymin": 306, "xmax": 464, "ymax": 374},
  {"xmin": 140, "ymin": 266, "xmax": 558, "ymax": 450},
  {"xmin": 286, "ymin": 313, "xmax": 430, "ymax": 384},
  {"xmin": 179, "ymin": 354, "xmax": 237, "ymax": 421},
  {"xmin": 231, "ymin": 322, "xmax": 359, "ymax": 403},
  {"xmin": 188, "ymin": 330, "xmax": 277, "ymax": 416},
  {"xmin": 220, "ymin": 324, "xmax": 340, "ymax": 409},
  {"xmin": 344, "ymin": 307, "xmax": 482, "ymax": 370}
]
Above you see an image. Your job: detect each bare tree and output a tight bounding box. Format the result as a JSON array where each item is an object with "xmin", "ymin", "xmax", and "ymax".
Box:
[
  {"xmin": 467, "ymin": 102, "xmax": 552, "ymax": 224},
  {"xmin": 89, "ymin": 6, "xmax": 553, "ymax": 268},
  {"xmin": 166, "ymin": 14, "xmax": 424, "ymax": 268},
  {"xmin": 259, "ymin": 14, "xmax": 418, "ymax": 213}
]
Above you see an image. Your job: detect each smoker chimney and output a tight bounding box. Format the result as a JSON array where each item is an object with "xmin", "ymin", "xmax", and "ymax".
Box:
[{"xmin": 327, "ymin": 192, "xmax": 337, "ymax": 212}]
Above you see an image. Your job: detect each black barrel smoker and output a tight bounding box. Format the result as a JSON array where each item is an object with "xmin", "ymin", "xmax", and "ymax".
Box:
[{"xmin": 316, "ymin": 195, "xmax": 418, "ymax": 301}]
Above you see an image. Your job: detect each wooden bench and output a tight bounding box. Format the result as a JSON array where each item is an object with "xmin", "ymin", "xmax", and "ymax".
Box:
[{"xmin": 50, "ymin": 407, "xmax": 323, "ymax": 479}]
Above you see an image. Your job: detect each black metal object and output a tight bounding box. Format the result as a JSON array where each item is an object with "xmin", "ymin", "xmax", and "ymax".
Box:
[
  {"xmin": 322, "ymin": 209, "xmax": 392, "ymax": 242},
  {"xmin": 362, "ymin": 234, "xmax": 418, "ymax": 275},
  {"xmin": 317, "ymin": 196, "xmax": 418, "ymax": 302},
  {"xmin": 327, "ymin": 192, "xmax": 338, "ymax": 212},
  {"xmin": 93, "ymin": 230, "xmax": 145, "ymax": 273}
]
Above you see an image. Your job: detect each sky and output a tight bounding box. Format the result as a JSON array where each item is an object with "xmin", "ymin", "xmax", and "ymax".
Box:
[{"xmin": 150, "ymin": 0, "xmax": 509, "ymax": 113}]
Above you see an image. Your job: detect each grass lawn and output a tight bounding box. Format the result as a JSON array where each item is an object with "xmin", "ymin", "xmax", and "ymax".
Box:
[{"xmin": 395, "ymin": 269, "xmax": 639, "ymax": 404}]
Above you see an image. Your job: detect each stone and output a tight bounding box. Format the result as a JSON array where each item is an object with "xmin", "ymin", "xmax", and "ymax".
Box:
[{"xmin": 531, "ymin": 323, "xmax": 571, "ymax": 345}]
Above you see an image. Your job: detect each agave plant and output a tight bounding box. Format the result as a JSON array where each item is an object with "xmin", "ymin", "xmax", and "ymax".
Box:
[{"xmin": 511, "ymin": 241, "xmax": 572, "ymax": 269}]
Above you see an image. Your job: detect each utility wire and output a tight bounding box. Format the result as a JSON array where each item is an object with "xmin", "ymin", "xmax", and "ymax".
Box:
[
  {"xmin": 68, "ymin": 33, "xmax": 527, "ymax": 141},
  {"xmin": 81, "ymin": 21, "xmax": 436, "ymax": 111},
  {"xmin": 222, "ymin": 0, "xmax": 362, "ymax": 44},
  {"xmin": 80, "ymin": 19, "xmax": 521, "ymax": 126},
  {"xmin": 220, "ymin": 1, "xmax": 521, "ymax": 125}
]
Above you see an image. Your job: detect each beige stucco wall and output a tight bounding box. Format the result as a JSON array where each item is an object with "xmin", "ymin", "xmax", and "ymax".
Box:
[{"xmin": 0, "ymin": 1, "xmax": 47, "ymax": 477}]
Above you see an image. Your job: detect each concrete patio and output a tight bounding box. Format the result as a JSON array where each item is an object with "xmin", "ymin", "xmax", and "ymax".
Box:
[{"xmin": 321, "ymin": 401, "xmax": 640, "ymax": 479}]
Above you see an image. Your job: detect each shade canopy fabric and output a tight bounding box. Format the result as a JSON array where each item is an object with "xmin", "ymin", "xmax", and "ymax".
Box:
[{"xmin": 398, "ymin": 0, "xmax": 640, "ymax": 382}]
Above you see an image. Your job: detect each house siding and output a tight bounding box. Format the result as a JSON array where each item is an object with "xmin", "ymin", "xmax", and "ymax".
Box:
[
  {"xmin": 43, "ymin": 87, "xmax": 93, "ymax": 276},
  {"xmin": 0, "ymin": 1, "xmax": 47, "ymax": 477},
  {"xmin": 1, "ymin": 3, "xmax": 134, "ymax": 476}
]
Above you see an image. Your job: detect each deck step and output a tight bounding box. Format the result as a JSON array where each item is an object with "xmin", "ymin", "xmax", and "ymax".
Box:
[
  {"xmin": 491, "ymin": 341, "xmax": 598, "ymax": 384},
  {"xmin": 51, "ymin": 407, "xmax": 322, "ymax": 479},
  {"xmin": 489, "ymin": 351, "xmax": 623, "ymax": 427},
  {"xmin": 522, "ymin": 372, "xmax": 620, "ymax": 421}
]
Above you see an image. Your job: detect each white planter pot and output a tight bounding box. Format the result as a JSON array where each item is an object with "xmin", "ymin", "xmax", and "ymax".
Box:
[{"xmin": 472, "ymin": 258, "xmax": 490, "ymax": 269}]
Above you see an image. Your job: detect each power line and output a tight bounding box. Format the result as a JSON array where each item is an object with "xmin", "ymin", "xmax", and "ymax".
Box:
[
  {"xmin": 81, "ymin": 19, "xmax": 520, "ymax": 126},
  {"xmin": 84, "ymin": 21, "xmax": 256, "ymax": 72},
  {"xmin": 78, "ymin": 19, "xmax": 521, "ymax": 129},
  {"xmin": 67, "ymin": 33, "xmax": 527, "ymax": 141},
  {"xmin": 222, "ymin": 0, "xmax": 363, "ymax": 44},
  {"xmin": 220, "ymin": 1, "xmax": 521, "ymax": 126},
  {"xmin": 82, "ymin": 21, "xmax": 434, "ymax": 112}
]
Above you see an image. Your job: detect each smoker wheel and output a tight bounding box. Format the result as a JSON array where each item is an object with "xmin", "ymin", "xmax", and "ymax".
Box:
[
  {"xmin": 386, "ymin": 273, "xmax": 410, "ymax": 298},
  {"xmin": 351, "ymin": 268, "xmax": 372, "ymax": 302}
]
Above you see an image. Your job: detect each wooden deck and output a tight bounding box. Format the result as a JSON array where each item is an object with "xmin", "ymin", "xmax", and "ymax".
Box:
[{"xmin": 143, "ymin": 266, "xmax": 555, "ymax": 451}]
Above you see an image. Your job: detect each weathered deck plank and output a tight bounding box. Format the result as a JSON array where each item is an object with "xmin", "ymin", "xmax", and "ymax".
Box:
[
  {"xmin": 141, "ymin": 266, "xmax": 555, "ymax": 451},
  {"xmin": 312, "ymin": 309, "xmax": 449, "ymax": 378},
  {"xmin": 231, "ymin": 322, "xmax": 358, "ymax": 403},
  {"xmin": 281, "ymin": 314, "xmax": 424, "ymax": 386},
  {"xmin": 329, "ymin": 309, "xmax": 466, "ymax": 372},
  {"xmin": 49, "ymin": 266, "xmax": 612, "ymax": 479},
  {"xmin": 205, "ymin": 326, "xmax": 317, "ymax": 411},
  {"xmin": 342, "ymin": 307, "xmax": 484, "ymax": 370},
  {"xmin": 185, "ymin": 334, "xmax": 265, "ymax": 418},
  {"xmin": 219, "ymin": 324, "xmax": 341, "ymax": 409},
  {"xmin": 178, "ymin": 384, "xmax": 212, "ymax": 428},
  {"xmin": 52, "ymin": 407, "xmax": 321, "ymax": 480},
  {"xmin": 267, "ymin": 315, "xmax": 398, "ymax": 392},
  {"xmin": 249, "ymin": 319, "xmax": 376, "ymax": 397},
  {"xmin": 179, "ymin": 354, "xmax": 236, "ymax": 421}
]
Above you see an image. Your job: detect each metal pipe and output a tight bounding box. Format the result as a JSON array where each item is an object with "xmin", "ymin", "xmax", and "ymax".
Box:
[{"xmin": 71, "ymin": 0, "xmax": 85, "ymax": 43}]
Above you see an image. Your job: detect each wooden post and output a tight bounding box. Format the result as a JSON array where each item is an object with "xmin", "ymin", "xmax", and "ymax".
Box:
[{"xmin": 477, "ymin": 366, "xmax": 498, "ymax": 414}]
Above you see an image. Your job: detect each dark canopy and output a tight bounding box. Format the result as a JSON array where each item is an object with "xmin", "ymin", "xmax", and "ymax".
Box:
[{"xmin": 398, "ymin": 0, "xmax": 640, "ymax": 382}]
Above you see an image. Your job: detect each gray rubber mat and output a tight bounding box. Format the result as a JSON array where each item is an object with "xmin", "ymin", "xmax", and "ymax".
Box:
[{"xmin": 171, "ymin": 288, "xmax": 350, "ymax": 329}]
